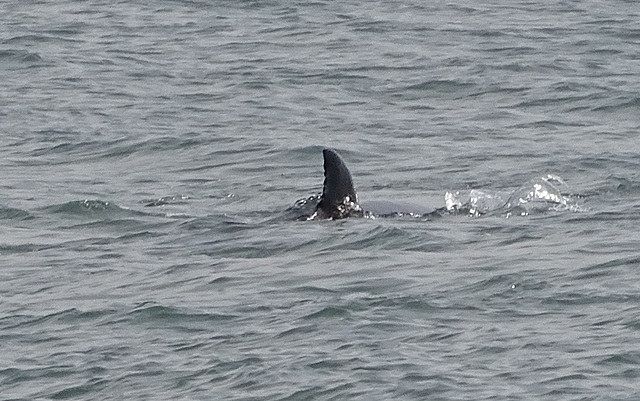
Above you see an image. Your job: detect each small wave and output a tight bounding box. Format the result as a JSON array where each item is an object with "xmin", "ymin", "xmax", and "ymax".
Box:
[
  {"xmin": 39, "ymin": 199, "xmax": 169, "ymax": 223},
  {"xmin": 126, "ymin": 303, "xmax": 237, "ymax": 327},
  {"xmin": 403, "ymin": 79, "xmax": 476, "ymax": 94},
  {"xmin": 0, "ymin": 49, "xmax": 45, "ymax": 67},
  {"xmin": 36, "ymin": 199, "xmax": 184, "ymax": 234},
  {"xmin": 24, "ymin": 136, "xmax": 206, "ymax": 166},
  {"xmin": 302, "ymin": 306, "xmax": 351, "ymax": 320},
  {"xmin": 1, "ymin": 308, "xmax": 115, "ymax": 330},
  {"xmin": 41, "ymin": 199, "xmax": 175, "ymax": 220},
  {"xmin": 445, "ymin": 174, "xmax": 583, "ymax": 217},
  {"xmin": 0, "ymin": 206, "xmax": 33, "ymax": 221},
  {"xmin": 42, "ymin": 200, "xmax": 125, "ymax": 217},
  {"xmin": 319, "ymin": 224, "xmax": 432, "ymax": 253},
  {"xmin": 0, "ymin": 243, "xmax": 56, "ymax": 255},
  {"xmin": 609, "ymin": 175, "xmax": 640, "ymax": 195},
  {"xmin": 143, "ymin": 194, "xmax": 191, "ymax": 207}
]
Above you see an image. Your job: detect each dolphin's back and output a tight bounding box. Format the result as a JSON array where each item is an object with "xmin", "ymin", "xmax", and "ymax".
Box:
[{"xmin": 360, "ymin": 199, "xmax": 434, "ymax": 217}]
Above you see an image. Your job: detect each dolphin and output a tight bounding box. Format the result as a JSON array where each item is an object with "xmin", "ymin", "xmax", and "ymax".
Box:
[
  {"xmin": 301, "ymin": 148, "xmax": 435, "ymax": 220},
  {"xmin": 284, "ymin": 148, "xmax": 578, "ymax": 221}
]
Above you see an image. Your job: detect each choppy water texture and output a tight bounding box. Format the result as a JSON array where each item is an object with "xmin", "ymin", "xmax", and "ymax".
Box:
[{"xmin": 1, "ymin": 1, "xmax": 640, "ymax": 400}]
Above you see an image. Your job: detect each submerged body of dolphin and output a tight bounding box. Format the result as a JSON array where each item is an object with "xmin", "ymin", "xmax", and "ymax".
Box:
[{"xmin": 285, "ymin": 148, "xmax": 579, "ymax": 221}]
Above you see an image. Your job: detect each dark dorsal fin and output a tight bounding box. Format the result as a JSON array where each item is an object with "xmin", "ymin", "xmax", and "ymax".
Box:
[{"xmin": 316, "ymin": 148, "xmax": 361, "ymax": 219}]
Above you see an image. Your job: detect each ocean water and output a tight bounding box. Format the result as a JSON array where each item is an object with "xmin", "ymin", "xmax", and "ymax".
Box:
[{"xmin": 1, "ymin": 0, "xmax": 639, "ymax": 400}]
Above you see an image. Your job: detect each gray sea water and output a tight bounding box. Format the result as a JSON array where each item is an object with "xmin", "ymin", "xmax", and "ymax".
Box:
[{"xmin": 2, "ymin": 1, "xmax": 640, "ymax": 400}]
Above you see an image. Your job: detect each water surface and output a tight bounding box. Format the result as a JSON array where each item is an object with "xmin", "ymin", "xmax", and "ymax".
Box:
[{"xmin": 1, "ymin": 1, "xmax": 639, "ymax": 400}]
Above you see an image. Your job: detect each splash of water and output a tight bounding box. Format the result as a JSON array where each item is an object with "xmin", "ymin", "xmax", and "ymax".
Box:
[{"xmin": 445, "ymin": 175, "xmax": 582, "ymax": 217}]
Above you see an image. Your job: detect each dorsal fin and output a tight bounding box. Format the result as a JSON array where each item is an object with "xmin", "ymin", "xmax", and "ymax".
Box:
[{"xmin": 316, "ymin": 148, "xmax": 361, "ymax": 219}]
